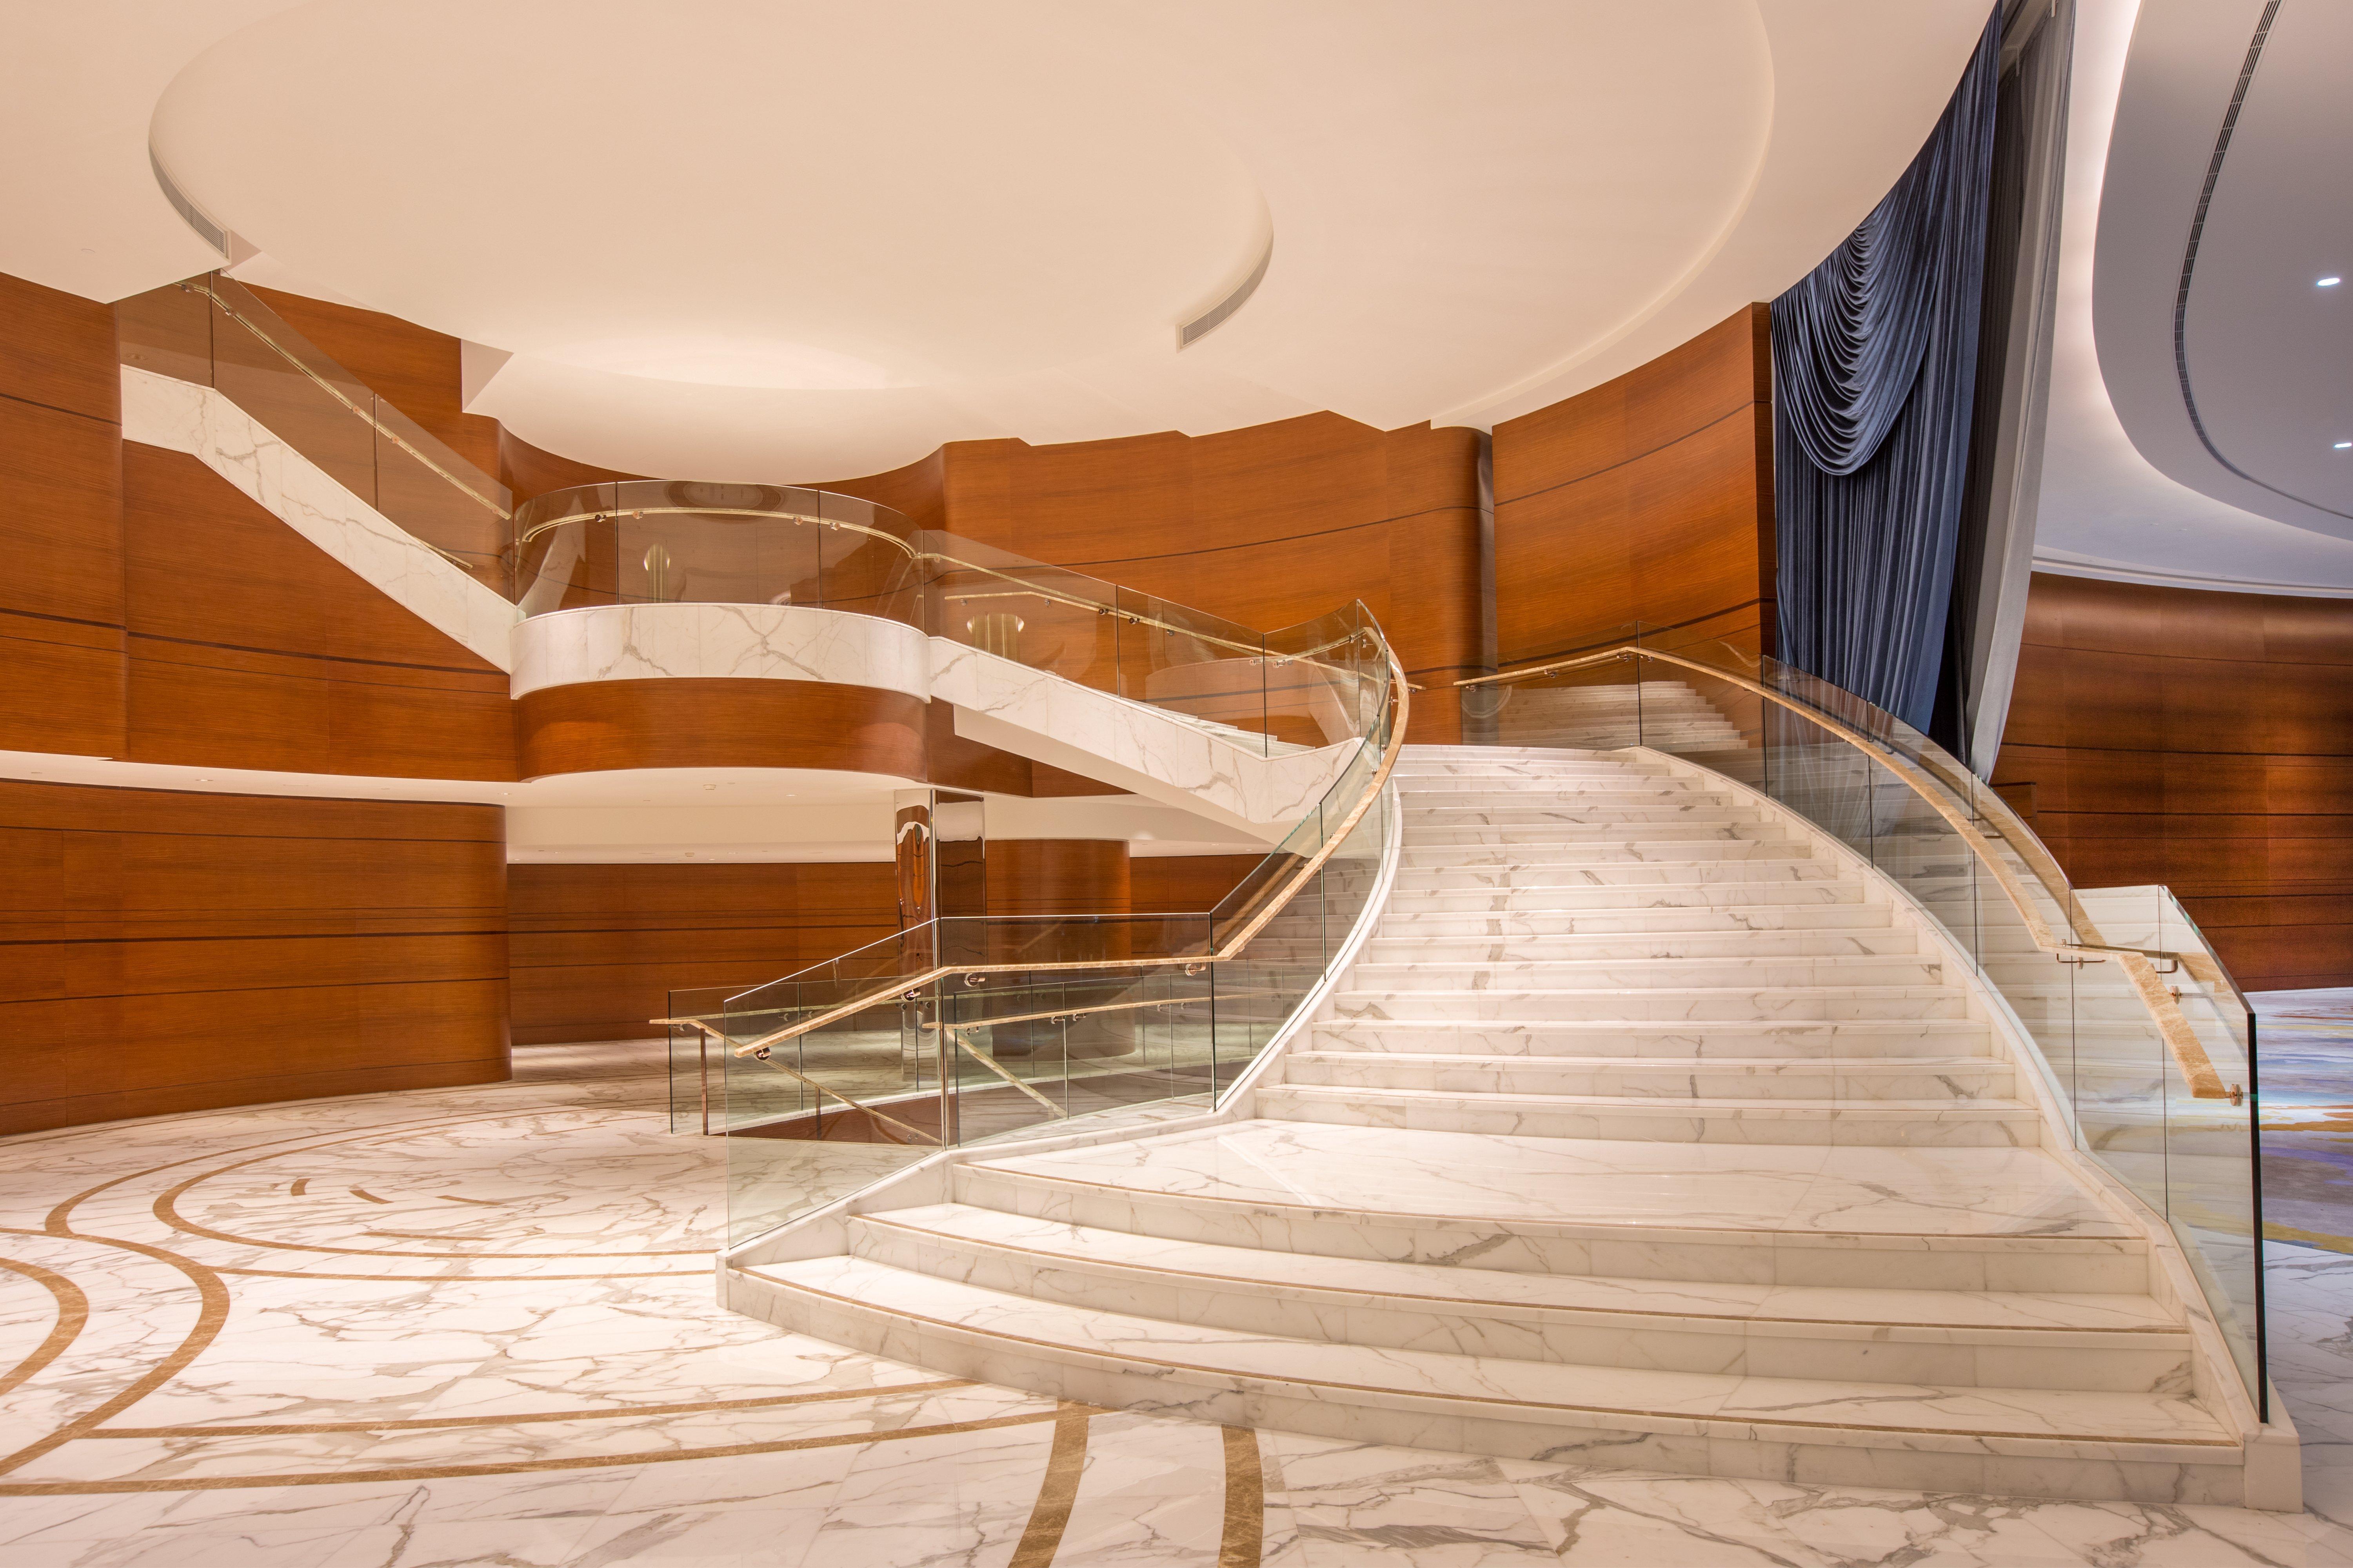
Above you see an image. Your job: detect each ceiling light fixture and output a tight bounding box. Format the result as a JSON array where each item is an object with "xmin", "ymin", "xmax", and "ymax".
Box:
[
  {"xmin": 2337, "ymin": 442, "xmax": 2351, "ymax": 450},
  {"xmin": 2321, "ymin": 277, "xmax": 2343, "ymax": 287}
]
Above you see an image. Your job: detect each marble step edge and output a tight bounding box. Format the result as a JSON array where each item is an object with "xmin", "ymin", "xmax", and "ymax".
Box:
[
  {"xmin": 1315, "ymin": 1016, "xmax": 1989, "ymax": 1034},
  {"xmin": 950, "ymin": 1161, "xmax": 2143, "ymax": 1259},
  {"xmin": 1285, "ymin": 1050, "xmax": 2011, "ymax": 1078},
  {"xmin": 1373, "ymin": 908, "xmax": 1902, "ymax": 933},
  {"xmin": 1258, "ymin": 1083, "xmax": 2039, "ymax": 1124},
  {"xmin": 1359, "ymin": 935, "xmax": 1922, "ymax": 958},
  {"xmin": 851, "ymin": 1204, "xmax": 2187, "ymax": 1350},
  {"xmin": 1349, "ymin": 958, "xmax": 1943, "ymax": 979},
  {"xmin": 738, "ymin": 1258, "xmax": 2238, "ymax": 1474},
  {"xmin": 1332, "ymin": 985, "xmax": 1973, "ymax": 1001}
]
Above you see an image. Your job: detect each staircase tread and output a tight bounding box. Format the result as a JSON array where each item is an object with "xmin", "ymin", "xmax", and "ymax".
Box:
[
  {"xmin": 1264, "ymin": 1083, "xmax": 2035, "ymax": 1117},
  {"xmin": 967, "ymin": 1121, "xmax": 2135, "ymax": 1241},
  {"xmin": 1291, "ymin": 1051, "xmax": 2002, "ymax": 1071},
  {"xmin": 754, "ymin": 1256, "xmax": 2228, "ymax": 1449},
  {"xmin": 855, "ymin": 1203, "xmax": 2184, "ymax": 1338}
]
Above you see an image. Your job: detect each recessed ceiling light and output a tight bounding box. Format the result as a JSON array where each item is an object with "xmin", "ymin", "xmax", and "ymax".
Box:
[
  {"xmin": 2337, "ymin": 442, "xmax": 2352, "ymax": 450},
  {"xmin": 2322, "ymin": 277, "xmax": 2343, "ymax": 287}
]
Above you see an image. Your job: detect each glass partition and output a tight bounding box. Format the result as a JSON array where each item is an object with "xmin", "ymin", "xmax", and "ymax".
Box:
[
  {"xmin": 116, "ymin": 273, "xmax": 512, "ymax": 591},
  {"xmin": 1455, "ymin": 633, "xmax": 2267, "ymax": 1416}
]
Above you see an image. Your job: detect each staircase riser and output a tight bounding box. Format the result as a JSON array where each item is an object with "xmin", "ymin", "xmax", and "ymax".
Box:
[
  {"xmin": 1363, "ymin": 932, "xmax": 1919, "ymax": 961},
  {"xmin": 727, "ymin": 1271, "xmax": 2236, "ymax": 1504},
  {"xmin": 841, "ymin": 1225, "xmax": 2185, "ymax": 1392},
  {"xmin": 1333, "ymin": 995, "xmax": 1973, "ymax": 1022},
  {"xmin": 1395, "ymin": 864, "xmax": 1844, "ymax": 890},
  {"xmin": 1402, "ymin": 843, "xmax": 1806, "ymax": 866},
  {"xmin": 1283, "ymin": 1060, "xmax": 2015, "ymax": 1101},
  {"xmin": 1350, "ymin": 961, "xmax": 1944, "ymax": 989},
  {"xmin": 945, "ymin": 1169, "xmax": 2148, "ymax": 1294},
  {"xmin": 1311, "ymin": 1024, "xmax": 1994, "ymax": 1060},
  {"xmin": 1382, "ymin": 907, "xmax": 1895, "ymax": 936},
  {"xmin": 1257, "ymin": 1089, "xmax": 2040, "ymax": 1148},
  {"xmin": 1404, "ymin": 810, "xmax": 1778, "ymax": 830},
  {"xmin": 1386, "ymin": 886, "xmax": 1870, "ymax": 912}
]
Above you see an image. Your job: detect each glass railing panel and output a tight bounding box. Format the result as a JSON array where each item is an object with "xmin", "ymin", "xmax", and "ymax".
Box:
[
  {"xmin": 1114, "ymin": 584, "xmax": 1271, "ymax": 747},
  {"xmin": 720, "ymin": 984, "xmax": 937, "ymax": 1249},
  {"xmin": 1263, "ymin": 604, "xmax": 1377, "ymax": 752},
  {"xmin": 815, "ymin": 489, "xmax": 925, "ymax": 629},
  {"xmin": 368, "ymin": 395, "xmax": 511, "ymax": 591},
  {"xmin": 202, "ymin": 285, "xmax": 382, "ymax": 511},
  {"xmin": 926, "ymin": 543, "xmax": 1123, "ymax": 690},
  {"xmin": 116, "ymin": 278, "xmax": 216, "ymax": 385},
  {"xmin": 665, "ymin": 984, "xmax": 735, "ymax": 1135}
]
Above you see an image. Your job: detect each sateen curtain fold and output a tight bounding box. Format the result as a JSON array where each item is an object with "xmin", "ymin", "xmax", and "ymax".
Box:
[{"xmin": 1773, "ymin": 13, "xmax": 1999, "ymax": 732}]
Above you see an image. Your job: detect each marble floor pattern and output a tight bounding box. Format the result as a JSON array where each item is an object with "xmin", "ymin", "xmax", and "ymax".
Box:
[{"xmin": 0, "ymin": 1044, "xmax": 2344, "ymax": 1565}]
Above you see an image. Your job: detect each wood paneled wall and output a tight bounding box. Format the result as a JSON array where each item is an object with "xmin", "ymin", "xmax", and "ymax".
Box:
[
  {"xmin": 122, "ymin": 446, "xmax": 517, "ymax": 780},
  {"xmin": 1993, "ymin": 572, "xmax": 2353, "ymax": 989},
  {"xmin": 508, "ymin": 862, "xmax": 897, "ymax": 1044},
  {"xmin": 818, "ymin": 413, "xmax": 1483, "ymax": 742},
  {"xmin": 0, "ymin": 779, "xmax": 507, "ymax": 1134},
  {"xmin": 0, "ymin": 272, "xmax": 125, "ymax": 759},
  {"xmin": 1491, "ymin": 306, "xmax": 1775, "ymax": 667},
  {"xmin": 1131, "ymin": 854, "xmax": 1261, "ymax": 913},
  {"xmin": 985, "ymin": 840, "xmax": 1131, "ymax": 917}
]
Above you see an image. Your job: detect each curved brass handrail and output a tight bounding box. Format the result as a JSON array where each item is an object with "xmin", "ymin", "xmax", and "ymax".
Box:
[
  {"xmin": 1457, "ymin": 644, "xmax": 2242, "ymax": 1103},
  {"xmin": 679, "ymin": 638, "xmax": 1408, "ymax": 1063}
]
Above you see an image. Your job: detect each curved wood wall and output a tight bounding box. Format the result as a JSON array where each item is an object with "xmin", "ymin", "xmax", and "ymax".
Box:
[
  {"xmin": 0, "ymin": 272, "xmax": 125, "ymax": 760},
  {"xmin": 985, "ymin": 839, "xmax": 1131, "ymax": 917},
  {"xmin": 819, "ymin": 413, "xmax": 1484, "ymax": 743},
  {"xmin": 0, "ymin": 779, "xmax": 507, "ymax": 1135},
  {"xmin": 1993, "ymin": 572, "xmax": 2353, "ymax": 989},
  {"xmin": 1490, "ymin": 305, "xmax": 1776, "ymax": 666}
]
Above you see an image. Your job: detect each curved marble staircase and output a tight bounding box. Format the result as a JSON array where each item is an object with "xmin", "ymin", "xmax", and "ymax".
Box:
[{"xmin": 734, "ymin": 744, "xmax": 2255, "ymax": 1503}]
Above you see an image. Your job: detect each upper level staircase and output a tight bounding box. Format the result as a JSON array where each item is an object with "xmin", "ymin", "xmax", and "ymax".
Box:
[{"xmin": 733, "ymin": 743, "xmax": 2259, "ymax": 1504}]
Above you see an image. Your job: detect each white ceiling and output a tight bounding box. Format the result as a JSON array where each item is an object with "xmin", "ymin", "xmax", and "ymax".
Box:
[
  {"xmin": 2034, "ymin": 0, "xmax": 2353, "ymax": 595},
  {"xmin": 3, "ymin": 0, "xmax": 1988, "ymax": 481}
]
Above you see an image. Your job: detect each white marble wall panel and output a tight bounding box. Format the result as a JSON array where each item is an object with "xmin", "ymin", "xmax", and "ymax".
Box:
[
  {"xmin": 510, "ymin": 603, "xmax": 931, "ymax": 700},
  {"xmin": 933, "ymin": 641, "xmax": 1357, "ymax": 837},
  {"xmin": 119, "ymin": 366, "xmax": 518, "ymax": 671}
]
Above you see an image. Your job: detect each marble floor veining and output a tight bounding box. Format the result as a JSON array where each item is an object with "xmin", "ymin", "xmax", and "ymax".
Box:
[{"xmin": 2, "ymin": 1043, "xmax": 2350, "ymax": 1566}]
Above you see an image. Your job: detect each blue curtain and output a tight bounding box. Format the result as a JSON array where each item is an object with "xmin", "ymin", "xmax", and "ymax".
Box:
[{"xmin": 1773, "ymin": 13, "xmax": 1999, "ymax": 733}]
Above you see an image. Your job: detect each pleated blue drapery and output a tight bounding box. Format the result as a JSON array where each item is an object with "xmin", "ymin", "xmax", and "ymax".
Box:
[{"xmin": 1772, "ymin": 13, "xmax": 2000, "ymax": 733}]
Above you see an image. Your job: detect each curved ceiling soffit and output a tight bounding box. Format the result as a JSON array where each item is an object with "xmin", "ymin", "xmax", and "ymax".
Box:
[
  {"xmin": 135, "ymin": 1, "xmax": 1999, "ymax": 480},
  {"xmin": 2094, "ymin": 0, "xmax": 2353, "ymax": 542}
]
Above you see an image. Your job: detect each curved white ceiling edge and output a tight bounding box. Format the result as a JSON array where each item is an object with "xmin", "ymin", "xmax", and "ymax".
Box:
[
  {"xmin": 1441, "ymin": 0, "xmax": 1990, "ymax": 432},
  {"xmin": 0, "ymin": 0, "xmax": 303, "ymax": 301},
  {"xmin": 2091, "ymin": 0, "xmax": 2353, "ymax": 543},
  {"xmin": 2033, "ymin": 0, "xmax": 2353, "ymax": 595}
]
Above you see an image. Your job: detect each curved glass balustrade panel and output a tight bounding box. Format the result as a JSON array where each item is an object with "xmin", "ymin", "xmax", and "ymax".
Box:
[
  {"xmin": 1457, "ymin": 633, "xmax": 2267, "ymax": 1416},
  {"xmin": 516, "ymin": 479, "xmax": 1382, "ymax": 751},
  {"xmin": 675, "ymin": 608, "xmax": 1405, "ymax": 1249},
  {"xmin": 116, "ymin": 272, "xmax": 514, "ymax": 592}
]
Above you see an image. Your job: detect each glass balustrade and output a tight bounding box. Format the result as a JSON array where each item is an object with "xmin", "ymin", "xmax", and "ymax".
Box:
[
  {"xmin": 115, "ymin": 272, "xmax": 513, "ymax": 591},
  {"xmin": 669, "ymin": 610, "xmax": 1401, "ymax": 1249},
  {"xmin": 512, "ymin": 479, "xmax": 1384, "ymax": 753},
  {"xmin": 1457, "ymin": 630, "xmax": 2268, "ymax": 1416}
]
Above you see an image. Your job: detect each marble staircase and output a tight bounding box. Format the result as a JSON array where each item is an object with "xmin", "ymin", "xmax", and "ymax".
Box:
[{"xmin": 734, "ymin": 744, "xmax": 2254, "ymax": 1502}]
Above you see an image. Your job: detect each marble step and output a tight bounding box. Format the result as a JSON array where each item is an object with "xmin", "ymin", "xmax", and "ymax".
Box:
[
  {"xmin": 1393, "ymin": 759, "xmax": 1672, "ymax": 778},
  {"xmin": 1385, "ymin": 883, "xmax": 1871, "ymax": 913},
  {"xmin": 1383, "ymin": 905, "xmax": 1899, "ymax": 937},
  {"xmin": 1402, "ymin": 805, "xmax": 1777, "ymax": 828},
  {"xmin": 1406, "ymin": 820, "xmax": 1788, "ymax": 845},
  {"xmin": 1283, "ymin": 1053, "xmax": 2016, "ymax": 1102},
  {"xmin": 1394, "ymin": 860, "xmax": 1846, "ymax": 890},
  {"xmin": 1394, "ymin": 778, "xmax": 1714, "ymax": 799},
  {"xmin": 1331, "ymin": 986, "xmax": 1973, "ymax": 1022},
  {"xmin": 738, "ymin": 1257, "xmax": 2237, "ymax": 1502},
  {"xmin": 1257, "ymin": 1083, "xmax": 2040, "ymax": 1147},
  {"xmin": 844, "ymin": 1203, "xmax": 2189, "ymax": 1390},
  {"xmin": 951, "ymin": 1125, "xmax": 2146, "ymax": 1292},
  {"xmin": 1361, "ymin": 928, "xmax": 1920, "ymax": 961},
  {"xmin": 1402, "ymin": 839, "xmax": 1806, "ymax": 866},
  {"xmin": 1348, "ymin": 956, "xmax": 1944, "ymax": 990},
  {"xmin": 1309, "ymin": 1018, "xmax": 1995, "ymax": 1059}
]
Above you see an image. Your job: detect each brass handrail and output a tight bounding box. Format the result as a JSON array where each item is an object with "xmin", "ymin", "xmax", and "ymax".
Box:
[
  {"xmin": 665, "ymin": 639, "xmax": 1407, "ymax": 1062},
  {"xmin": 181, "ymin": 278, "xmax": 512, "ymax": 522},
  {"xmin": 1455, "ymin": 645, "xmax": 2243, "ymax": 1103}
]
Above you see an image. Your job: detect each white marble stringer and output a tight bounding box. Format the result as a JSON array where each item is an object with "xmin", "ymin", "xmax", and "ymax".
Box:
[{"xmin": 117, "ymin": 367, "xmax": 517, "ymax": 671}]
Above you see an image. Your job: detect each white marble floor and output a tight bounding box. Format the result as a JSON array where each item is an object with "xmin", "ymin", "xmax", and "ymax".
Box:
[{"xmin": 2, "ymin": 1048, "xmax": 2349, "ymax": 1565}]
